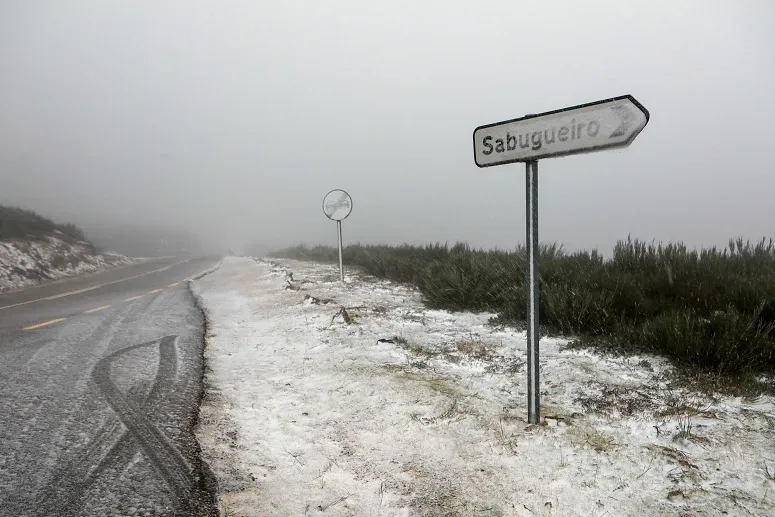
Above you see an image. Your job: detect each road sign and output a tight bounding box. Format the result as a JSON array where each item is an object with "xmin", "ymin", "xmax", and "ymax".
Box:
[
  {"xmin": 473, "ymin": 95, "xmax": 649, "ymax": 167},
  {"xmin": 322, "ymin": 189, "xmax": 353, "ymax": 282},
  {"xmin": 472, "ymin": 94, "xmax": 650, "ymax": 424},
  {"xmin": 322, "ymin": 189, "xmax": 353, "ymax": 221}
]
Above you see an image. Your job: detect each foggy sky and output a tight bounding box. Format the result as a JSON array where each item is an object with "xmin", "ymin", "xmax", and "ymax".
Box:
[{"xmin": 1, "ymin": 1, "xmax": 774, "ymax": 254}]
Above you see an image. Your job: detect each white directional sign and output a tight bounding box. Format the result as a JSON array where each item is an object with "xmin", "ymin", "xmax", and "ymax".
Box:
[
  {"xmin": 473, "ymin": 95, "xmax": 649, "ymax": 167},
  {"xmin": 322, "ymin": 189, "xmax": 353, "ymax": 221}
]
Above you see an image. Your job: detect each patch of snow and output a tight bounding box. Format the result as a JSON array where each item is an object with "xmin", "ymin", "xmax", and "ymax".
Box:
[
  {"xmin": 193, "ymin": 257, "xmax": 775, "ymax": 517},
  {"xmin": 0, "ymin": 236, "xmax": 132, "ymax": 293}
]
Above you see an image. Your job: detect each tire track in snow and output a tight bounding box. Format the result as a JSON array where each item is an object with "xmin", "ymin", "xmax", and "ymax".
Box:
[
  {"xmin": 92, "ymin": 335, "xmax": 197, "ymax": 513},
  {"xmin": 35, "ymin": 335, "xmax": 201, "ymax": 516}
]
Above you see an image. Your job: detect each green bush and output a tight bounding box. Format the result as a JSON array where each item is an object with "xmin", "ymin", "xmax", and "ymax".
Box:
[
  {"xmin": 637, "ymin": 306, "xmax": 775, "ymax": 374},
  {"xmin": 272, "ymin": 236, "xmax": 775, "ymax": 378}
]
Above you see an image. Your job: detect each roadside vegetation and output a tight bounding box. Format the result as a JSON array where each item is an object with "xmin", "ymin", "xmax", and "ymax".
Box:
[
  {"xmin": 271, "ymin": 238, "xmax": 775, "ymax": 392},
  {"xmin": 0, "ymin": 205, "xmax": 86, "ymax": 242}
]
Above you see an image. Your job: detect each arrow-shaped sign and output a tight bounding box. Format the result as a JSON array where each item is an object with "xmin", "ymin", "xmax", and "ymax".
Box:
[{"xmin": 473, "ymin": 95, "xmax": 649, "ymax": 167}]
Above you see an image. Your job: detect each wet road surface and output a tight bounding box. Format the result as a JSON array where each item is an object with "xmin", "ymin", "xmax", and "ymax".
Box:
[{"xmin": 0, "ymin": 257, "xmax": 221, "ymax": 517}]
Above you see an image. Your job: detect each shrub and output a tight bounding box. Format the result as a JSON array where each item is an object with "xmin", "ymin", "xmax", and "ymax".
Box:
[
  {"xmin": 271, "ymin": 237, "xmax": 775, "ymax": 378},
  {"xmin": 637, "ymin": 306, "xmax": 775, "ymax": 374}
]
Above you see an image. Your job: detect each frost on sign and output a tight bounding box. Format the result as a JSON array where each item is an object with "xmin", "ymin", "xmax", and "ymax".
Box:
[
  {"xmin": 473, "ymin": 95, "xmax": 649, "ymax": 166},
  {"xmin": 322, "ymin": 190, "xmax": 352, "ymax": 221}
]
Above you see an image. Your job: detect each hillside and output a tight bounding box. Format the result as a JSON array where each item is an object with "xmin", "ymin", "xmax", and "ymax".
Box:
[{"xmin": 0, "ymin": 206, "xmax": 132, "ymax": 293}]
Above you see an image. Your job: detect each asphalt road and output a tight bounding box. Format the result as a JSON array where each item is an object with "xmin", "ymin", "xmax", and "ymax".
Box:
[{"xmin": 0, "ymin": 256, "xmax": 222, "ymax": 517}]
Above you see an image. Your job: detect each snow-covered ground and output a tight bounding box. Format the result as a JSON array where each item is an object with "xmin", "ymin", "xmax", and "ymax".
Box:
[
  {"xmin": 193, "ymin": 257, "xmax": 775, "ymax": 517},
  {"xmin": 0, "ymin": 233, "xmax": 132, "ymax": 293}
]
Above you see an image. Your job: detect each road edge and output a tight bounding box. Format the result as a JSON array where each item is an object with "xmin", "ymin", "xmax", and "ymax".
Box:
[
  {"xmin": 186, "ymin": 259, "xmax": 225, "ymax": 516},
  {"xmin": 188, "ymin": 258, "xmax": 225, "ymax": 282},
  {"xmin": 188, "ymin": 283, "xmax": 223, "ymax": 517}
]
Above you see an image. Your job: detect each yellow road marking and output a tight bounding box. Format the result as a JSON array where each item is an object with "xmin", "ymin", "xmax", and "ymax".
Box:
[
  {"xmin": 24, "ymin": 318, "xmax": 67, "ymax": 330},
  {"xmin": 85, "ymin": 305, "xmax": 112, "ymax": 314},
  {"xmin": 148, "ymin": 288, "xmax": 163, "ymax": 294},
  {"xmin": 167, "ymin": 282, "xmax": 179, "ymax": 287},
  {"xmin": 124, "ymin": 295, "xmax": 143, "ymax": 302}
]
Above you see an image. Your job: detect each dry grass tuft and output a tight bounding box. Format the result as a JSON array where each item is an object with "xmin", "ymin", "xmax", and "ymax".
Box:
[{"xmin": 456, "ymin": 340, "xmax": 489, "ymax": 359}]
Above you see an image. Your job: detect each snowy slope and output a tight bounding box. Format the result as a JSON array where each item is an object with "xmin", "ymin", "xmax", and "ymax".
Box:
[
  {"xmin": 0, "ymin": 232, "xmax": 132, "ymax": 293},
  {"xmin": 192, "ymin": 257, "xmax": 775, "ymax": 517}
]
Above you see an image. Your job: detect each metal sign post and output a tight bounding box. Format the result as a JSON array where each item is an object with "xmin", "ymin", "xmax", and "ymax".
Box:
[
  {"xmin": 337, "ymin": 220, "xmax": 344, "ymax": 282},
  {"xmin": 525, "ymin": 160, "xmax": 540, "ymax": 423},
  {"xmin": 322, "ymin": 189, "xmax": 353, "ymax": 282},
  {"xmin": 473, "ymin": 94, "xmax": 649, "ymax": 424}
]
